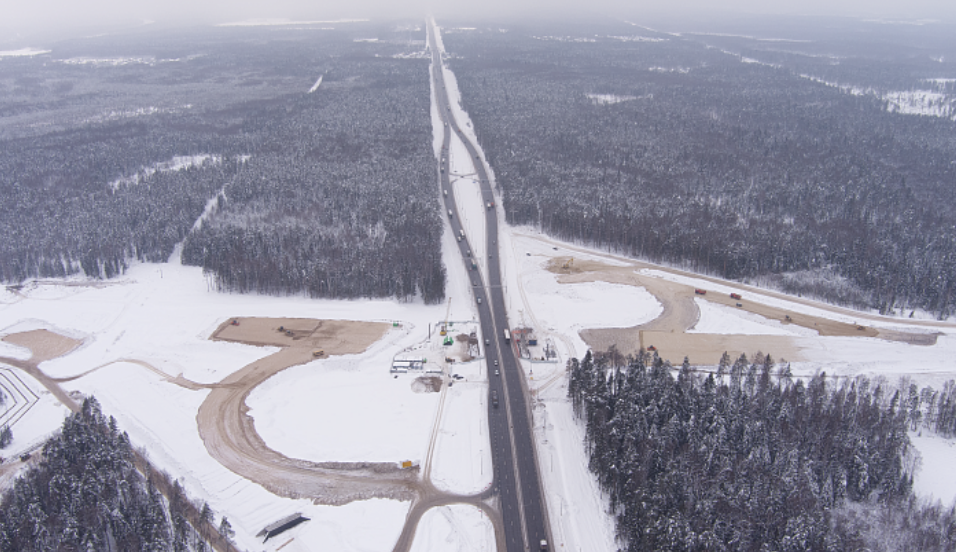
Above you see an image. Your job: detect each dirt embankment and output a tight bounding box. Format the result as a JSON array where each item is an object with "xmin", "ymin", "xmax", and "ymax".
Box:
[{"xmin": 548, "ymin": 256, "xmax": 937, "ymax": 365}]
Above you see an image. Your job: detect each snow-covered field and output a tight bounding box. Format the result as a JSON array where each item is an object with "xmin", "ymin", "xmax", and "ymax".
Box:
[{"xmin": 408, "ymin": 504, "xmax": 495, "ymax": 552}]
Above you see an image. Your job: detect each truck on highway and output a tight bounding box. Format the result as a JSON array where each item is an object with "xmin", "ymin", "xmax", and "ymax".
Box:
[
  {"xmin": 492, "ymin": 390, "xmax": 498, "ymax": 408},
  {"xmin": 448, "ymin": 209, "xmax": 453, "ymax": 218},
  {"xmin": 540, "ymin": 539, "xmax": 548, "ymax": 551},
  {"xmin": 504, "ymin": 328, "xmax": 510, "ymax": 342}
]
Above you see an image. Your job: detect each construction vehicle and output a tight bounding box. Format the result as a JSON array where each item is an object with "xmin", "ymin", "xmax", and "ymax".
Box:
[
  {"xmin": 561, "ymin": 257, "xmax": 574, "ymax": 271},
  {"xmin": 312, "ymin": 350, "xmax": 324, "ymax": 357},
  {"xmin": 695, "ymin": 289, "xmax": 707, "ymax": 295},
  {"xmin": 730, "ymin": 293, "xmax": 742, "ymax": 300}
]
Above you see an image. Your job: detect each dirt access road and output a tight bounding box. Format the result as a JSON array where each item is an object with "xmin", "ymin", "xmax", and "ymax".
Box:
[
  {"xmin": 195, "ymin": 317, "xmax": 427, "ymax": 506},
  {"xmin": 543, "ymin": 253, "xmax": 945, "ymax": 366}
]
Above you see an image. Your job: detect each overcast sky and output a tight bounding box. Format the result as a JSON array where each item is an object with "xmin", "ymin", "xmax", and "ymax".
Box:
[{"xmin": 2, "ymin": 0, "xmax": 955, "ymax": 41}]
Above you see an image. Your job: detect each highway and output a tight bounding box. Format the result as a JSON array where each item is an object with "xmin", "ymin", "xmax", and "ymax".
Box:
[{"xmin": 427, "ymin": 19, "xmax": 551, "ymax": 552}]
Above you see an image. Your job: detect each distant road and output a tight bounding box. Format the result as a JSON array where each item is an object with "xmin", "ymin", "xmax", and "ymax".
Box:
[{"xmin": 427, "ymin": 19, "xmax": 552, "ymax": 552}]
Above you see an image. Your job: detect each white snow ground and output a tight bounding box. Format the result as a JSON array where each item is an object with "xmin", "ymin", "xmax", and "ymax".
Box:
[{"xmin": 408, "ymin": 504, "xmax": 495, "ymax": 552}]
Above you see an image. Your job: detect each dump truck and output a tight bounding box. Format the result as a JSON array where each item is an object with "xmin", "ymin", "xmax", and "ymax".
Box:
[
  {"xmin": 730, "ymin": 293, "xmax": 742, "ymax": 300},
  {"xmin": 695, "ymin": 289, "xmax": 707, "ymax": 295},
  {"xmin": 312, "ymin": 350, "xmax": 324, "ymax": 357}
]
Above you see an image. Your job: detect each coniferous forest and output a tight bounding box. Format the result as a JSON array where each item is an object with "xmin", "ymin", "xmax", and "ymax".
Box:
[
  {"xmin": 569, "ymin": 349, "xmax": 956, "ymax": 551},
  {"xmin": 443, "ymin": 17, "xmax": 956, "ymax": 317},
  {"xmin": 0, "ymin": 397, "xmax": 215, "ymax": 551},
  {"xmin": 0, "ymin": 21, "xmax": 444, "ymax": 303}
]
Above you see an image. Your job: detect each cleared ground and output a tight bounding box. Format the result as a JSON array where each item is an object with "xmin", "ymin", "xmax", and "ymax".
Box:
[
  {"xmin": 196, "ymin": 317, "xmax": 422, "ymax": 506},
  {"xmin": 548, "ymin": 256, "xmax": 936, "ymax": 365}
]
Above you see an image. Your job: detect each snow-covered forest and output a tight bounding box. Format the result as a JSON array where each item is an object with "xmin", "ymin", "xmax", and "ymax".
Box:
[
  {"xmin": 0, "ymin": 398, "xmax": 218, "ymax": 551},
  {"xmin": 568, "ymin": 348, "xmax": 956, "ymax": 551},
  {"xmin": 443, "ymin": 18, "xmax": 956, "ymax": 317},
  {"xmin": 0, "ymin": 22, "xmax": 444, "ymax": 303}
]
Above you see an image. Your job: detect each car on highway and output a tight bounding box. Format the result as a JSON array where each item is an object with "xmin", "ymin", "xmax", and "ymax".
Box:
[
  {"xmin": 494, "ymin": 359, "xmax": 498, "ymax": 366},
  {"xmin": 495, "ymin": 369, "xmax": 499, "ymax": 376}
]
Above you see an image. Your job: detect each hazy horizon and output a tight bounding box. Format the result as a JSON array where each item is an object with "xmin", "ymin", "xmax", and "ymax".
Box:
[{"xmin": 3, "ymin": 0, "xmax": 956, "ymax": 45}]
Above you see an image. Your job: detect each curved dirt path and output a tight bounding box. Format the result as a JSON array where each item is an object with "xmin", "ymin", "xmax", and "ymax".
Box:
[
  {"xmin": 196, "ymin": 318, "xmax": 427, "ymax": 505},
  {"xmin": 540, "ymin": 245, "xmax": 946, "ymax": 365}
]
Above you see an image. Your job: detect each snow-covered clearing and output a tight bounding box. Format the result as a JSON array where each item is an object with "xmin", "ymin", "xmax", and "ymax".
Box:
[
  {"xmin": 248, "ymin": 351, "xmax": 440, "ymax": 463},
  {"xmin": 801, "ymin": 74, "xmax": 956, "ymax": 119},
  {"xmin": 0, "ymin": 259, "xmax": 453, "ymax": 550},
  {"xmin": 308, "ymin": 74, "xmax": 323, "ymax": 93},
  {"xmin": 911, "ymin": 433, "xmax": 956, "ymax": 506},
  {"xmin": 0, "ymin": 48, "xmax": 50, "ymax": 58},
  {"xmin": 586, "ymin": 93, "xmax": 640, "ymax": 104},
  {"xmin": 690, "ymin": 298, "xmax": 816, "ymax": 337},
  {"xmin": 57, "ymin": 56, "xmax": 181, "ymax": 67},
  {"xmin": 408, "ymin": 504, "xmax": 495, "ymax": 552},
  {"xmin": 108, "ymin": 154, "xmax": 225, "ymax": 191},
  {"xmin": 429, "ymin": 373, "xmax": 493, "ymax": 494}
]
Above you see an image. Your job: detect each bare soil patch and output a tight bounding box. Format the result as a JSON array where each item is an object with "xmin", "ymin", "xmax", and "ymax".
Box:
[
  {"xmin": 3, "ymin": 330, "xmax": 81, "ymax": 362},
  {"xmin": 584, "ymin": 327, "xmax": 805, "ymax": 365},
  {"xmin": 211, "ymin": 317, "xmax": 390, "ymax": 355},
  {"xmin": 542, "ymin": 252, "xmax": 929, "ymax": 365}
]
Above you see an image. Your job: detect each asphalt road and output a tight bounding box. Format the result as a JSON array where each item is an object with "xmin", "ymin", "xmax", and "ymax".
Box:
[{"xmin": 428, "ymin": 21, "xmax": 551, "ymax": 552}]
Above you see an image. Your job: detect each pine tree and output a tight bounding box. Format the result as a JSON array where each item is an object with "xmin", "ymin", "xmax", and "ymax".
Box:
[
  {"xmin": 219, "ymin": 516, "xmax": 235, "ymax": 542},
  {"xmin": 0, "ymin": 425, "xmax": 11, "ymax": 449}
]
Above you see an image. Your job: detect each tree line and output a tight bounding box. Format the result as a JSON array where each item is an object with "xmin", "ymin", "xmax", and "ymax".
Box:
[
  {"xmin": 444, "ymin": 20, "xmax": 956, "ymax": 317},
  {"xmin": 568, "ymin": 347, "xmax": 956, "ymax": 551},
  {"xmin": 0, "ymin": 397, "xmax": 221, "ymax": 551},
  {"xmin": 0, "ymin": 22, "xmax": 445, "ymax": 304}
]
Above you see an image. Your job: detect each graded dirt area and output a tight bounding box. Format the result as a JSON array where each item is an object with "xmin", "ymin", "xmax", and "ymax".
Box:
[
  {"xmin": 3, "ymin": 329, "xmax": 81, "ymax": 362},
  {"xmin": 198, "ymin": 317, "xmax": 418, "ymax": 505},
  {"xmin": 548, "ymin": 254, "xmax": 936, "ymax": 365},
  {"xmin": 211, "ymin": 317, "xmax": 390, "ymax": 354}
]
